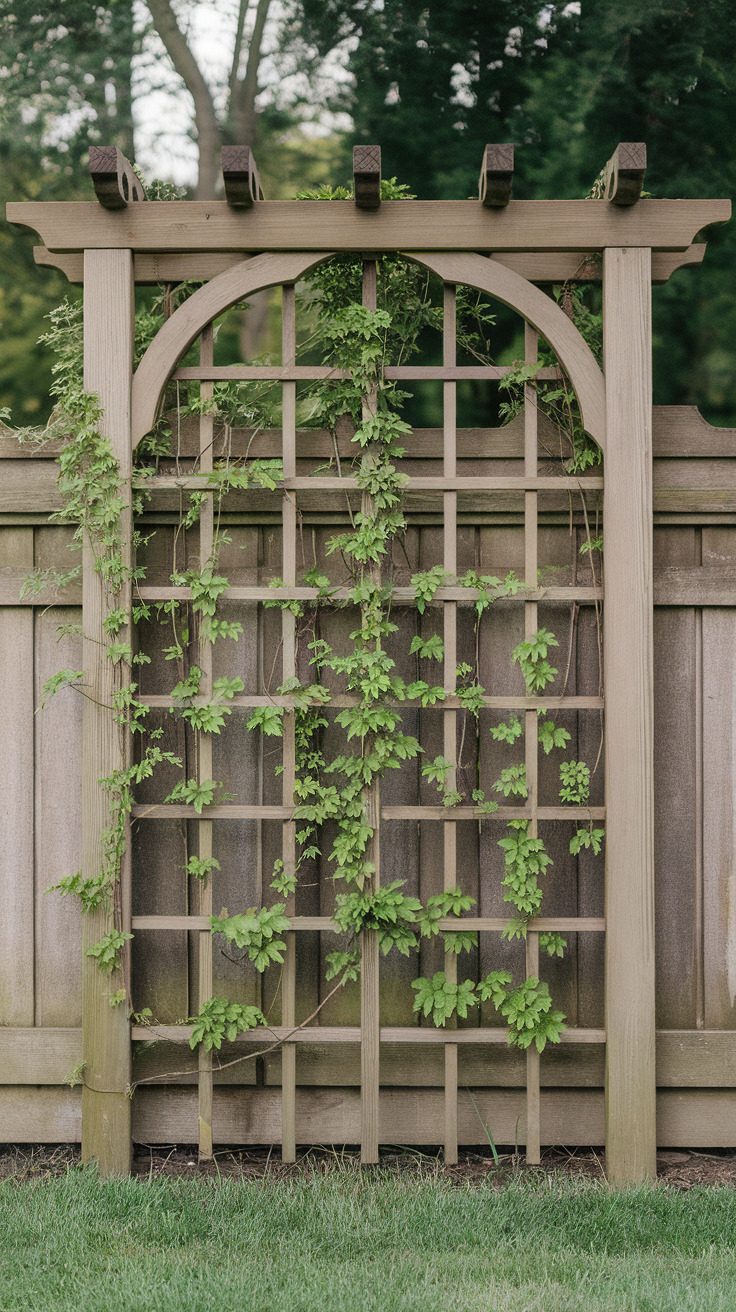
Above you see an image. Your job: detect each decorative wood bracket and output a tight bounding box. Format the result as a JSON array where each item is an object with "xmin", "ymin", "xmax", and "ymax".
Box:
[
  {"xmin": 221, "ymin": 146, "xmax": 264, "ymax": 208},
  {"xmin": 604, "ymin": 142, "xmax": 647, "ymax": 206},
  {"xmin": 88, "ymin": 146, "xmax": 146, "ymax": 209},
  {"xmin": 353, "ymin": 145, "xmax": 381, "ymax": 210},
  {"xmin": 478, "ymin": 144, "xmax": 514, "ymax": 208}
]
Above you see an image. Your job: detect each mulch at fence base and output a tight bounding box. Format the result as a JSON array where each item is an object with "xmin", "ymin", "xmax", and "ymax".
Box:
[{"xmin": 2, "ymin": 1143, "xmax": 736, "ymax": 1190}]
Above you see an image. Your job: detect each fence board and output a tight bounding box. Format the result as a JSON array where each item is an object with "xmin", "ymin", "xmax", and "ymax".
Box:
[
  {"xmin": 703, "ymin": 609, "xmax": 736, "ymax": 1030},
  {"xmin": 6, "ymin": 384, "xmax": 736, "ymax": 1153},
  {"xmin": 34, "ymin": 606, "xmax": 83, "ymax": 1026},
  {"xmin": 653, "ymin": 608, "xmax": 699, "ymax": 1029},
  {"xmin": 4, "ymin": 1082, "xmax": 736, "ymax": 1147},
  {"xmin": 6, "ymin": 1027, "xmax": 736, "ymax": 1087},
  {"xmin": 0, "ymin": 528, "xmax": 35, "ymax": 1026}
]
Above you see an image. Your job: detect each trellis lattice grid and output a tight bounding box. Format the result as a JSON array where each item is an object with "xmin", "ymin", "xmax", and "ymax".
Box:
[{"xmin": 129, "ymin": 263, "xmax": 606, "ymax": 1166}]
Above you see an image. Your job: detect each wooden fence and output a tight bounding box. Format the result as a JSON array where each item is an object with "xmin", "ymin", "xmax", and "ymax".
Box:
[
  {"xmin": 1, "ymin": 142, "xmax": 733, "ymax": 1186},
  {"xmin": 4, "ymin": 404, "xmax": 736, "ymax": 1158}
]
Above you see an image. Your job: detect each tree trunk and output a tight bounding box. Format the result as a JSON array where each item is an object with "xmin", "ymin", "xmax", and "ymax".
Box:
[
  {"xmin": 145, "ymin": 0, "xmax": 221, "ymax": 198},
  {"xmin": 232, "ymin": 0, "xmax": 272, "ymax": 145}
]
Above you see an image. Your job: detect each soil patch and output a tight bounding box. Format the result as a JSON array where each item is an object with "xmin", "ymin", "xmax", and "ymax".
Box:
[{"xmin": 2, "ymin": 1142, "xmax": 736, "ymax": 1189}]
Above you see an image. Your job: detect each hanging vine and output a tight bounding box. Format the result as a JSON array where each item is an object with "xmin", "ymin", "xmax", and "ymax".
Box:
[{"xmin": 16, "ymin": 177, "xmax": 607, "ymax": 1078}]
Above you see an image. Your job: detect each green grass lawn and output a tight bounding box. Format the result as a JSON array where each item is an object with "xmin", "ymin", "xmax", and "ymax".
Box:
[{"xmin": 2, "ymin": 1167, "xmax": 736, "ymax": 1311}]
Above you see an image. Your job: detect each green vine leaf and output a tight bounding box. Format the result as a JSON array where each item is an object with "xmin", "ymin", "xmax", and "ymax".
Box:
[
  {"xmin": 188, "ymin": 997, "xmax": 266, "ymax": 1051},
  {"xmin": 538, "ymin": 720, "xmax": 571, "ymax": 755},
  {"xmin": 333, "ymin": 882, "xmax": 422, "ymax": 956},
  {"xmin": 246, "ymin": 705, "xmax": 284, "ymax": 737},
  {"xmin": 539, "ymin": 932, "xmax": 567, "ymax": 958},
  {"xmin": 211, "ymin": 905, "xmax": 291, "ymax": 972},
  {"xmin": 411, "ymin": 973, "xmax": 479, "ymax": 1027},
  {"xmin": 411, "ymin": 566, "xmax": 448, "ymax": 614},
  {"xmin": 46, "ymin": 870, "xmax": 108, "ymax": 913},
  {"xmin": 187, "ymin": 855, "xmax": 220, "ymax": 884},
  {"xmin": 165, "ymin": 779, "xmax": 218, "ymax": 813},
  {"xmin": 499, "ymin": 977, "xmax": 567, "ymax": 1053},
  {"xmin": 493, "ymin": 764, "xmax": 528, "ymax": 799},
  {"xmin": 410, "ymin": 633, "xmax": 444, "ymax": 661},
  {"xmin": 570, "ymin": 827, "xmax": 605, "ymax": 855},
  {"xmin": 559, "ymin": 760, "xmax": 591, "ymax": 806},
  {"xmin": 86, "ymin": 930, "xmax": 133, "ymax": 974},
  {"xmin": 39, "ymin": 668, "xmax": 84, "ymax": 708},
  {"xmin": 512, "ymin": 628, "xmax": 559, "ymax": 695}
]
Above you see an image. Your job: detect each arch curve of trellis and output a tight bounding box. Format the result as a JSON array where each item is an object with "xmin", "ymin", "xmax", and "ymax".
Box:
[{"xmin": 130, "ymin": 247, "xmax": 606, "ymax": 450}]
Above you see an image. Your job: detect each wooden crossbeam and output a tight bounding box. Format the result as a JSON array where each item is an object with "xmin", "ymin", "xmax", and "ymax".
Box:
[
  {"xmin": 33, "ymin": 244, "xmax": 708, "ymax": 287},
  {"xmin": 10, "ymin": 198, "xmax": 729, "ymax": 252},
  {"xmin": 32, "ymin": 244, "xmax": 709, "ymax": 286}
]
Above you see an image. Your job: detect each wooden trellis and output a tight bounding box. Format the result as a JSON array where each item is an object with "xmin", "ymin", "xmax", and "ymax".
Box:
[{"xmin": 7, "ymin": 143, "xmax": 730, "ymax": 1186}]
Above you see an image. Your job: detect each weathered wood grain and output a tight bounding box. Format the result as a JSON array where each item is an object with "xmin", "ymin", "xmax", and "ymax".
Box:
[
  {"xmin": 6, "ymin": 563, "xmax": 736, "ymax": 609},
  {"xmin": 4, "ymin": 1083, "xmax": 735, "ymax": 1147},
  {"xmin": 702, "ymin": 609, "xmax": 736, "ymax": 1030},
  {"xmin": 0, "ymin": 1087, "xmax": 82, "ymax": 1141},
  {"xmin": 604, "ymin": 142, "xmax": 647, "ymax": 206},
  {"xmin": 0, "ymin": 529, "xmax": 35, "ymax": 1026},
  {"xmin": 34, "ymin": 606, "xmax": 83, "ymax": 1026},
  {"xmin": 81, "ymin": 249, "xmax": 133, "ymax": 1175},
  {"xmin": 1, "ymin": 1028, "xmax": 83, "ymax": 1083},
  {"xmin": 654, "ymin": 607, "xmax": 699, "ymax": 1029},
  {"xmin": 0, "ymin": 404, "xmax": 730, "ymax": 461},
  {"xmin": 9, "ymin": 1027, "xmax": 736, "ymax": 1087},
  {"xmin": 33, "ymin": 245, "xmax": 707, "ymax": 287},
  {"xmin": 493, "ymin": 247, "xmax": 706, "ymax": 285},
  {"xmin": 9, "ymin": 198, "xmax": 730, "ymax": 253},
  {"xmin": 603, "ymin": 246, "xmax": 656, "ymax": 1186}
]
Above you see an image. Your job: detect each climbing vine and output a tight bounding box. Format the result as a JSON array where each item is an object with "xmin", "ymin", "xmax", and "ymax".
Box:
[{"xmin": 20, "ymin": 175, "xmax": 607, "ymax": 1076}]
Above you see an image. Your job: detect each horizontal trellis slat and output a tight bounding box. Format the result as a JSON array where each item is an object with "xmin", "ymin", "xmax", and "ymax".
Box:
[
  {"xmin": 137, "ymin": 693, "xmax": 605, "ymax": 710},
  {"xmin": 171, "ymin": 364, "xmax": 564, "ymax": 381},
  {"xmin": 130, "ymin": 804, "xmax": 606, "ymax": 821},
  {"xmin": 130, "ymin": 915, "xmax": 605, "ymax": 932},
  {"xmin": 130, "ymin": 1024, "xmax": 607, "ymax": 1045}
]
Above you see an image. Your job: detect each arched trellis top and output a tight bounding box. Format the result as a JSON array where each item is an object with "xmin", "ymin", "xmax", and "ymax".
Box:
[{"xmin": 130, "ymin": 248, "xmax": 606, "ymax": 451}]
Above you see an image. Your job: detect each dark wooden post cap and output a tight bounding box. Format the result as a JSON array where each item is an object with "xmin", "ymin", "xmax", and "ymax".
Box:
[
  {"xmin": 221, "ymin": 146, "xmax": 264, "ymax": 208},
  {"xmin": 478, "ymin": 144, "xmax": 514, "ymax": 208},
  {"xmin": 353, "ymin": 145, "xmax": 381, "ymax": 210},
  {"xmin": 89, "ymin": 146, "xmax": 146, "ymax": 210},
  {"xmin": 604, "ymin": 143, "xmax": 647, "ymax": 206}
]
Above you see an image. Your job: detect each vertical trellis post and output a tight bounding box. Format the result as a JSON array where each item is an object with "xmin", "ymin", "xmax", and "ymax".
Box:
[
  {"xmin": 603, "ymin": 246, "xmax": 656, "ymax": 1186},
  {"xmin": 81, "ymin": 249, "xmax": 134, "ymax": 1174},
  {"xmin": 197, "ymin": 324, "xmax": 215, "ymax": 1162},
  {"xmin": 524, "ymin": 323, "xmax": 541, "ymax": 1165},
  {"xmin": 281, "ymin": 283, "xmax": 298, "ymax": 1162},
  {"xmin": 442, "ymin": 283, "xmax": 458, "ymax": 1165},
  {"xmin": 361, "ymin": 258, "xmax": 381, "ymax": 1164}
]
